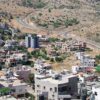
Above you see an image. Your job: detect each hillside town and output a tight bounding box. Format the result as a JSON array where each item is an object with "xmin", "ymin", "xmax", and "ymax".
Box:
[
  {"xmin": 0, "ymin": 0, "xmax": 100, "ymax": 100},
  {"xmin": 0, "ymin": 19, "xmax": 100, "ymax": 100}
]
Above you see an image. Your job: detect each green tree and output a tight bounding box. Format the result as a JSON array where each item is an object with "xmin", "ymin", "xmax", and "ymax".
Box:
[
  {"xmin": 95, "ymin": 65, "xmax": 100, "ymax": 72},
  {"xmin": 27, "ymin": 52, "xmax": 32, "ymax": 59},
  {"xmin": 55, "ymin": 57, "xmax": 63, "ymax": 62}
]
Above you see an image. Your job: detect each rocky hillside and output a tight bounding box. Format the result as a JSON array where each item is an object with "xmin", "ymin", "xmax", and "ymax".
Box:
[{"xmin": 0, "ymin": 0, "xmax": 100, "ymax": 42}]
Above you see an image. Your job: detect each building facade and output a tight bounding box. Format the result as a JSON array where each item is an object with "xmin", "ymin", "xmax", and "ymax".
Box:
[
  {"xmin": 35, "ymin": 71, "xmax": 79, "ymax": 100},
  {"xmin": 81, "ymin": 55, "xmax": 95, "ymax": 67},
  {"xmin": 25, "ymin": 34, "xmax": 39, "ymax": 48}
]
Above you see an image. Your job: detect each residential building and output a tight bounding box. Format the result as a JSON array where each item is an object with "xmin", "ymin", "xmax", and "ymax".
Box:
[
  {"xmin": 75, "ymin": 52, "xmax": 84, "ymax": 60},
  {"xmin": 75, "ymin": 52, "xmax": 95, "ymax": 68},
  {"xmin": 25, "ymin": 34, "xmax": 39, "ymax": 48},
  {"xmin": 15, "ymin": 65, "xmax": 31, "ymax": 81},
  {"xmin": 81, "ymin": 55, "xmax": 95, "ymax": 68},
  {"xmin": 34, "ymin": 59, "xmax": 52, "ymax": 71},
  {"xmin": 4, "ymin": 40, "xmax": 18, "ymax": 49},
  {"xmin": 12, "ymin": 53, "xmax": 28, "ymax": 62},
  {"xmin": 70, "ymin": 41, "xmax": 86, "ymax": 51},
  {"xmin": 35, "ymin": 69, "xmax": 79, "ymax": 100},
  {"xmin": 6, "ymin": 53, "xmax": 28, "ymax": 67},
  {"xmin": 72, "ymin": 65, "xmax": 80, "ymax": 74},
  {"xmin": 0, "ymin": 70, "xmax": 27, "ymax": 97}
]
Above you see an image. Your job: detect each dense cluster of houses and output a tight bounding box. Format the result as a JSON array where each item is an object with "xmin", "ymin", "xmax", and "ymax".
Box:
[
  {"xmin": 0, "ymin": 21, "xmax": 99, "ymax": 100},
  {"xmin": 0, "ymin": 66, "xmax": 31, "ymax": 97},
  {"xmin": 34, "ymin": 59, "xmax": 100, "ymax": 100}
]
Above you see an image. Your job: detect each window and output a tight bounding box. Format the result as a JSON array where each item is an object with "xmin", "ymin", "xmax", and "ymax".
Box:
[
  {"xmin": 95, "ymin": 92, "xmax": 97, "ymax": 96},
  {"xmin": 55, "ymin": 87, "xmax": 57, "ymax": 92},
  {"xmin": 19, "ymin": 89, "xmax": 22, "ymax": 92},
  {"xmin": 44, "ymin": 86, "xmax": 45, "ymax": 89},
  {"xmin": 52, "ymin": 94, "xmax": 54, "ymax": 97},
  {"xmin": 37, "ymin": 85, "xmax": 40, "ymax": 87},
  {"xmin": 50, "ymin": 88, "xmax": 52, "ymax": 91}
]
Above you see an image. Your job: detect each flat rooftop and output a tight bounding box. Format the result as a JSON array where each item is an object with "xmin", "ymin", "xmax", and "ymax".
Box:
[
  {"xmin": 35, "ymin": 73, "xmax": 77, "ymax": 85},
  {"xmin": 0, "ymin": 76, "xmax": 27, "ymax": 87},
  {"xmin": 0, "ymin": 96, "xmax": 26, "ymax": 100}
]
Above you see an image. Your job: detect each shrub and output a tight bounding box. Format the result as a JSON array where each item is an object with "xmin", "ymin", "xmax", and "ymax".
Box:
[
  {"xmin": 53, "ymin": 20, "xmax": 62, "ymax": 28},
  {"xmin": 34, "ymin": 1, "xmax": 46, "ymax": 9},
  {"xmin": 64, "ymin": 18, "xmax": 79, "ymax": 27},
  {"xmin": 55, "ymin": 57, "xmax": 63, "ymax": 62}
]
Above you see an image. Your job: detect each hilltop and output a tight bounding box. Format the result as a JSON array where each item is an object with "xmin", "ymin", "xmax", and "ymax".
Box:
[{"xmin": 0, "ymin": 0, "xmax": 100, "ymax": 43}]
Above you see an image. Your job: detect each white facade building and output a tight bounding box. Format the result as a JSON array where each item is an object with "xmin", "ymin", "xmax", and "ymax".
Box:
[
  {"xmin": 75, "ymin": 52, "xmax": 84, "ymax": 60},
  {"xmin": 72, "ymin": 65, "xmax": 80, "ymax": 74},
  {"xmin": 81, "ymin": 55, "xmax": 95, "ymax": 67},
  {"xmin": 35, "ymin": 70, "xmax": 79, "ymax": 100}
]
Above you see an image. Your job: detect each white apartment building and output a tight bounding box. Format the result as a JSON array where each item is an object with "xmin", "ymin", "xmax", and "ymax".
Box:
[
  {"xmin": 81, "ymin": 55, "xmax": 95, "ymax": 67},
  {"xmin": 35, "ymin": 70, "xmax": 79, "ymax": 100},
  {"xmin": 75, "ymin": 52, "xmax": 95, "ymax": 68},
  {"xmin": 75, "ymin": 52, "xmax": 84, "ymax": 60}
]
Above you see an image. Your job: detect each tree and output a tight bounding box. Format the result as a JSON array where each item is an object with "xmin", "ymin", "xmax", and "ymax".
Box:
[
  {"xmin": 27, "ymin": 52, "xmax": 32, "ymax": 59},
  {"xmin": 55, "ymin": 57, "xmax": 63, "ymax": 62},
  {"xmin": 95, "ymin": 54, "xmax": 100, "ymax": 64},
  {"xmin": 50, "ymin": 58, "xmax": 54, "ymax": 62},
  {"xmin": 0, "ymin": 88, "xmax": 11, "ymax": 96},
  {"xmin": 96, "ymin": 54, "xmax": 100, "ymax": 60},
  {"xmin": 95, "ymin": 65, "xmax": 100, "ymax": 72}
]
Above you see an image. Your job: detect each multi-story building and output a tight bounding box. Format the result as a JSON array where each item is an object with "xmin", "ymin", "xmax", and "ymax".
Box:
[
  {"xmin": 25, "ymin": 34, "xmax": 39, "ymax": 48},
  {"xmin": 75, "ymin": 52, "xmax": 95, "ymax": 68},
  {"xmin": 70, "ymin": 41, "xmax": 86, "ymax": 51},
  {"xmin": 35, "ymin": 70, "xmax": 79, "ymax": 100},
  {"xmin": 81, "ymin": 55, "xmax": 95, "ymax": 68},
  {"xmin": 5, "ymin": 53, "xmax": 28, "ymax": 67}
]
